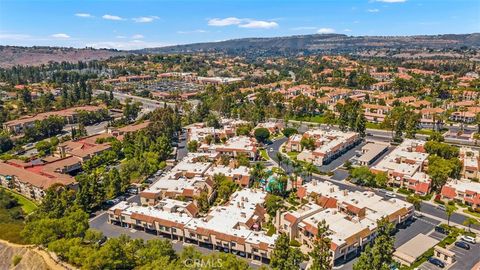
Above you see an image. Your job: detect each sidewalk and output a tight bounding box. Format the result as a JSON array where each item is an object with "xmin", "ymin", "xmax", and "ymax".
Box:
[{"xmin": 419, "ymin": 211, "xmax": 480, "ymax": 236}]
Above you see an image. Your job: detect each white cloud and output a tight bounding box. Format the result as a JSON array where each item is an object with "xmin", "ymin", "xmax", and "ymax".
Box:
[
  {"xmin": 75, "ymin": 13, "xmax": 93, "ymax": 18},
  {"xmin": 208, "ymin": 17, "xmax": 278, "ymax": 29},
  {"xmin": 102, "ymin": 14, "xmax": 124, "ymax": 21},
  {"xmin": 132, "ymin": 16, "xmax": 159, "ymax": 23},
  {"xmin": 239, "ymin": 20, "xmax": 278, "ymax": 29},
  {"xmin": 131, "ymin": 34, "xmax": 144, "ymax": 39},
  {"xmin": 51, "ymin": 33, "xmax": 70, "ymax": 39},
  {"xmin": 344, "ymin": 29, "xmax": 352, "ymax": 32},
  {"xmin": 208, "ymin": 17, "xmax": 243, "ymax": 26},
  {"xmin": 375, "ymin": 0, "xmax": 406, "ymax": 2},
  {"xmin": 317, "ymin": 28, "xmax": 335, "ymax": 34},
  {"xmin": 177, "ymin": 29, "xmax": 208, "ymax": 34},
  {"xmin": 86, "ymin": 40, "xmax": 169, "ymax": 50},
  {"xmin": 368, "ymin": 8, "xmax": 380, "ymax": 12},
  {"xmin": 116, "ymin": 35, "xmax": 127, "ymax": 39}
]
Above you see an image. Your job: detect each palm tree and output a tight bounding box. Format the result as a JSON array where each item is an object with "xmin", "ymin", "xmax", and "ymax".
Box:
[
  {"xmin": 276, "ymin": 152, "xmax": 284, "ymax": 168},
  {"xmin": 463, "ymin": 217, "xmax": 479, "ymax": 232},
  {"xmin": 406, "ymin": 195, "xmax": 422, "ymax": 212},
  {"xmin": 445, "ymin": 205, "xmax": 456, "ymax": 226}
]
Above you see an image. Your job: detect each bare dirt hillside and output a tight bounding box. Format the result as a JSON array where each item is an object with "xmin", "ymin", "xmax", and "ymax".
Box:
[
  {"xmin": 0, "ymin": 46, "xmax": 127, "ymax": 68},
  {"xmin": 0, "ymin": 240, "xmax": 70, "ymax": 270}
]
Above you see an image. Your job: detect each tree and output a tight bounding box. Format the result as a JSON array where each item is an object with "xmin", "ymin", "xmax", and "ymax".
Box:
[
  {"xmin": 0, "ymin": 132, "xmax": 14, "ymax": 154},
  {"xmin": 300, "ymin": 137, "xmax": 316, "ymax": 151},
  {"xmin": 282, "ymin": 127, "xmax": 298, "ymax": 138},
  {"xmin": 308, "ymin": 220, "xmax": 332, "ymax": 270},
  {"xmin": 350, "ymin": 166, "xmax": 376, "ymax": 187},
  {"xmin": 323, "ymin": 110, "xmax": 337, "ymax": 127},
  {"xmin": 463, "ymin": 217, "xmax": 479, "ymax": 232},
  {"xmin": 374, "ymin": 172, "xmax": 388, "ymax": 188},
  {"xmin": 406, "ymin": 194, "xmax": 422, "ymax": 211},
  {"xmin": 254, "ymin": 128, "xmax": 270, "ymax": 144},
  {"xmin": 428, "ymin": 131, "xmax": 445, "ymax": 142},
  {"xmin": 427, "ymin": 155, "xmax": 461, "ymax": 191},
  {"xmin": 123, "ymin": 99, "xmax": 141, "ymax": 122},
  {"xmin": 270, "ymin": 233, "xmax": 305, "ymax": 270},
  {"xmin": 445, "ymin": 204, "xmax": 456, "ymax": 226},
  {"xmin": 187, "ymin": 140, "xmax": 198, "ymax": 152},
  {"xmin": 353, "ymin": 217, "xmax": 395, "ymax": 270},
  {"xmin": 265, "ymin": 194, "xmax": 284, "ymax": 217}
]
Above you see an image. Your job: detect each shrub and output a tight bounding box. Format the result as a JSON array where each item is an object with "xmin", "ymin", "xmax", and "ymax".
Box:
[
  {"xmin": 289, "ymin": 239, "xmax": 301, "ymax": 247},
  {"xmin": 448, "ymin": 201, "xmax": 455, "ymax": 206},
  {"xmin": 12, "ymin": 255, "xmax": 22, "ymax": 266}
]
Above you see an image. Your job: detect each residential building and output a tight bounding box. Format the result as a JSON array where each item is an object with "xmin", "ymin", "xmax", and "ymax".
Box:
[
  {"xmin": 3, "ymin": 106, "xmax": 104, "ymax": 134},
  {"xmin": 459, "ymin": 147, "xmax": 480, "ymax": 180},
  {"xmin": 109, "ymin": 189, "xmax": 277, "ymax": 262},
  {"xmin": 296, "ymin": 129, "xmax": 360, "ymax": 166},
  {"xmin": 278, "ymin": 180, "xmax": 413, "ymax": 264},
  {"xmin": 371, "ymin": 139, "xmax": 431, "ymax": 193},
  {"xmin": 285, "ymin": 134, "xmax": 303, "ymax": 152},
  {"xmin": 0, "ymin": 158, "xmax": 76, "ymax": 201},
  {"xmin": 441, "ymin": 179, "xmax": 480, "ymax": 209}
]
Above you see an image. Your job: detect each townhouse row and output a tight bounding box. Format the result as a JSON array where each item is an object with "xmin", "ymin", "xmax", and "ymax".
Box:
[
  {"xmin": 286, "ymin": 129, "xmax": 361, "ymax": 166},
  {"xmin": 109, "ymin": 188, "xmax": 277, "ymax": 262},
  {"xmin": 276, "ymin": 180, "xmax": 413, "ymax": 264}
]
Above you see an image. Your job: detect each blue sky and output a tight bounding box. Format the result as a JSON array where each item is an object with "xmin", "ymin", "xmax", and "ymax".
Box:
[{"xmin": 0, "ymin": 0, "xmax": 478, "ymax": 50}]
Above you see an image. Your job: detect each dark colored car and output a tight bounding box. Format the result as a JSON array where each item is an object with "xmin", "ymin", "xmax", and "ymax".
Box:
[
  {"xmin": 428, "ymin": 258, "xmax": 445, "ymax": 268},
  {"xmin": 454, "ymin": 241, "xmax": 471, "ymax": 250},
  {"xmin": 435, "ymin": 226, "xmax": 448, "ymax": 235}
]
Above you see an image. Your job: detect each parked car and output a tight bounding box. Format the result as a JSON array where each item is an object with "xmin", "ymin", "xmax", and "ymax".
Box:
[
  {"xmin": 436, "ymin": 204, "xmax": 446, "ymax": 210},
  {"xmin": 127, "ymin": 188, "xmax": 138, "ymax": 195},
  {"xmin": 454, "ymin": 241, "xmax": 471, "ymax": 250},
  {"xmin": 385, "ymin": 192, "xmax": 396, "ymax": 198},
  {"xmin": 428, "ymin": 258, "xmax": 445, "ymax": 268},
  {"xmin": 461, "ymin": 235, "xmax": 476, "ymax": 244},
  {"xmin": 435, "ymin": 226, "xmax": 448, "ymax": 235}
]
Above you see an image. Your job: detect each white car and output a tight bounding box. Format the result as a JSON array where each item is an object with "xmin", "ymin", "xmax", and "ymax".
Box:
[
  {"xmin": 385, "ymin": 192, "xmax": 396, "ymax": 198},
  {"xmin": 461, "ymin": 235, "xmax": 476, "ymax": 244}
]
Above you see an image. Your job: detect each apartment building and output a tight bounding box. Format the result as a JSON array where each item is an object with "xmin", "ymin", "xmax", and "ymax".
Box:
[
  {"xmin": 285, "ymin": 134, "xmax": 303, "ymax": 152},
  {"xmin": 200, "ymin": 136, "xmax": 258, "ymax": 160},
  {"xmin": 460, "ymin": 147, "xmax": 480, "ymax": 180},
  {"xmin": 278, "ymin": 180, "xmax": 413, "ymax": 263},
  {"xmin": 296, "ymin": 129, "xmax": 360, "ymax": 166},
  {"xmin": 3, "ymin": 105, "xmax": 104, "ymax": 134},
  {"xmin": 109, "ymin": 189, "xmax": 277, "ymax": 262},
  {"xmin": 56, "ymin": 133, "xmax": 112, "ymax": 162},
  {"xmin": 140, "ymin": 153, "xmax": 217, "ymax": 206},
  {"xmin": 418, "ymin": 107, "xmax": 445, "ymax": 128},
  {"xmin": 0, "ymin": 158, "xmax": 76, "ymax": 201},
  {"xmin": 441, "ymin": 179, "xmax": 480, "ymax": 209},
  {"xmin": 205, "ymin": 165, "xmax": 251, "ymax": 187},
  {"xmin": 371, "ymin": 139, "xmax": 431, "ymax": 194},
  {"xmin": 255, "ymin": 121, "xmax": 284, "ymax": 135},
  {"xmin": 362, "ymin": 103, "xmax": 390, "ymax": 123}
]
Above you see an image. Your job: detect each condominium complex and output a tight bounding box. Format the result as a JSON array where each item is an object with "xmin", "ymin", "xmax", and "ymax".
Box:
[
  {"xmin": 441, "ymin": 179, "xmax": 480, "ymax": 209},
  {"xmin": 459, "ymin": 147, "xmax": 480, "ymax": 180},
  {"xmin": 0, "ymin": 158, "xmax": 76, "ymax": 201},
  {"xmin": 371, "ymin": 139, "xmax": 431, "ymax": 195},
  {"xmin": 109, "ymin": 188, "xmax": 277, "ymax": 262},
  {"xmin": 295, "ymin": 129, "xmax": 360, "ymax": 166},
  {"xmin": 278, "ymin": 180, "xmax": 413, "ymax": 263},
  {"xmin": 140, "ymin": 152, "xmax": 252, "ymax": 206},
  {"xmin": 3, "ymin": 105, "xmax": 104, "ymax": 134}
]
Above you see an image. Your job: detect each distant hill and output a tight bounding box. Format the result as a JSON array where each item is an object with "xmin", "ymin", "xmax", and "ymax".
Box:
[
  {"xmin": 0, "ymin": 46, "xmax": 127, "ymax": 68},
  {"xmin": 138, "ymin": 33, "xmax": 480, "ymax": 56}
]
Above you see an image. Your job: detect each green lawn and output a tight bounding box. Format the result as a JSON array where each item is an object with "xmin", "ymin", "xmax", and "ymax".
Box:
[
  {"xmin": 286, "ymin": 151, "xmax": 299, "ymax": 160},
  {"xmin": 463, "ymin": 209, "xmax": 480, "ymax": 218},
  {"xmin": 365, "ymin": 122, "xmax": 385, "ymax": 130},
  {"xmin": 291, "ymin": 115, "xmax": 326, "ymax": 124},
  {"xmin": 260, "ymin": 149, "xmax": 270, "ymax": 161},
  {"xmin": 1, "ymin": 188, "xmax": 38, "ymax": 214}
]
